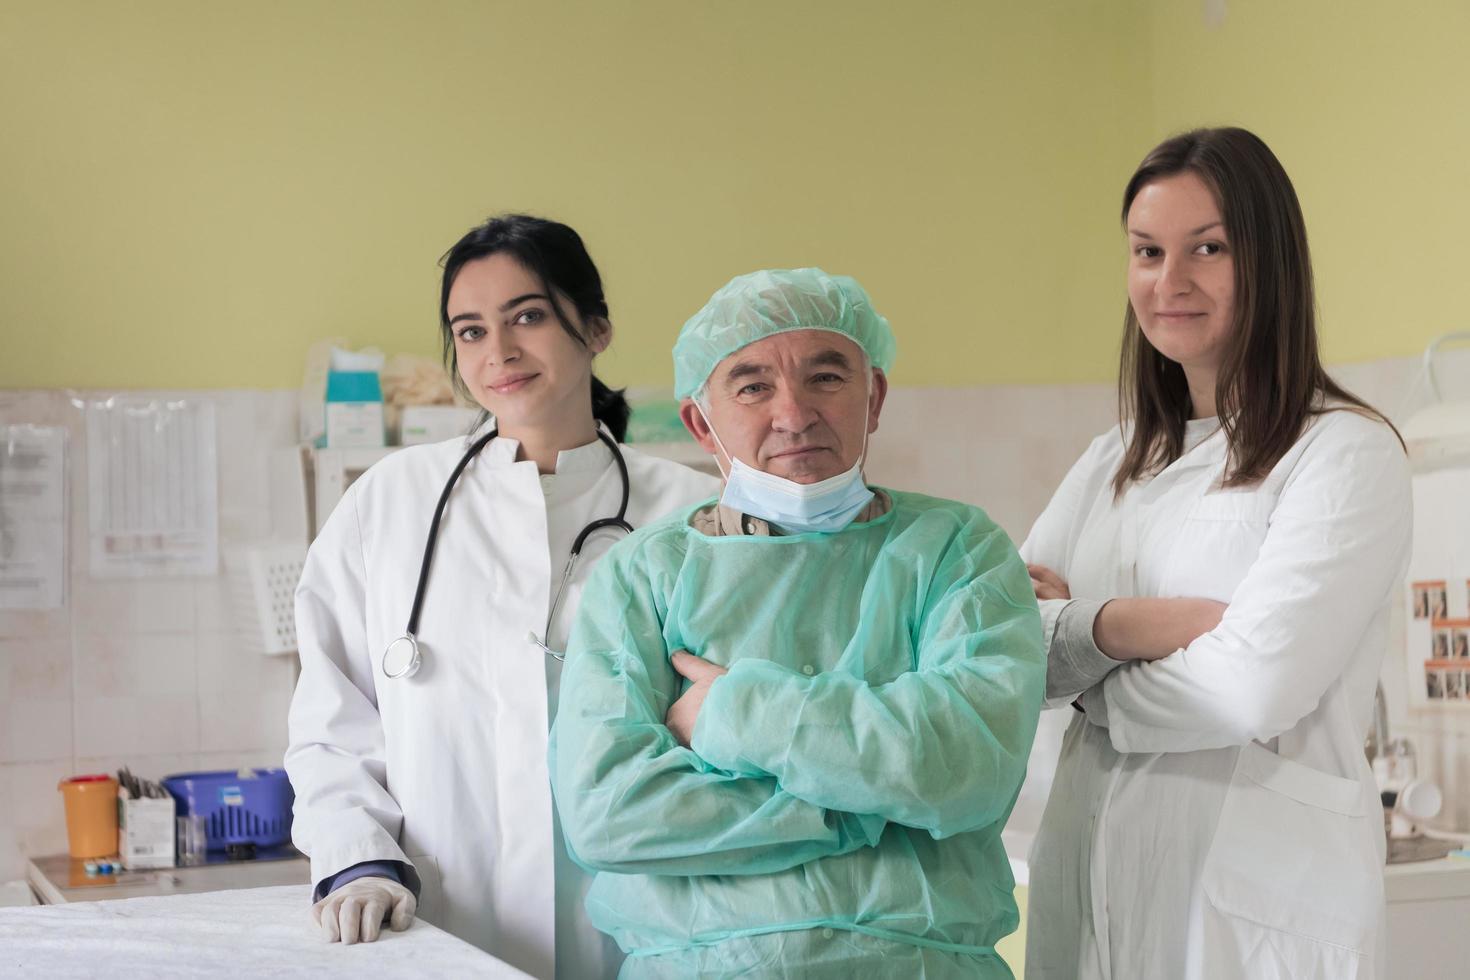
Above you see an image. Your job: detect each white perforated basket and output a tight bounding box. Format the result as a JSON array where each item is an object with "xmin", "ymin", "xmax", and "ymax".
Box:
[{"xmin": 231, "ymin": 542, "xmax": 305, "ymax": 656}]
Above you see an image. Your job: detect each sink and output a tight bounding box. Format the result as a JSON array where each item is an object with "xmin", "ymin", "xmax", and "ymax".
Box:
[{"xmin": 1387, "ymin": 834, "xmax": 1459, "ymax": 864}]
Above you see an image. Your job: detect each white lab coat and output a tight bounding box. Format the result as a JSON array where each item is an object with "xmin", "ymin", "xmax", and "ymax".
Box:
[
  {"xmin": 1020, "ymin": 409, "xmax": 1411, "ymax": 980},
  {"xmin": 285, "ymin": 431, "xmax": 718, "ymax": 980}
]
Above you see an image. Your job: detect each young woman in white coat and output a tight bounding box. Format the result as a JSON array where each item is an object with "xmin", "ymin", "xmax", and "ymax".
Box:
[
  {"xmin": 284, "ymin": 215, "xmax": 719, "ymax": 978},
  {"xmin": 1021, "ymin": 128, "xmax": 1410, "ymax": 979}
]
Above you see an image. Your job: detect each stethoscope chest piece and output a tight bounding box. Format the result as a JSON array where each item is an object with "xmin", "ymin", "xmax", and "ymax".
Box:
[
  {"xmin": 528, "ymin": 631, "xmax": 564, "ymax": 662},
  {"xmin": 383, "ymin": 634, "xmax": 423, "ymax": 680}
]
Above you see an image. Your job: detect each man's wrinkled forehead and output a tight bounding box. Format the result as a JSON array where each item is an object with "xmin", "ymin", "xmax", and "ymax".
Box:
[{"xmin": 711, "ymin": 331, "xmax": 866, "ymax": 392}]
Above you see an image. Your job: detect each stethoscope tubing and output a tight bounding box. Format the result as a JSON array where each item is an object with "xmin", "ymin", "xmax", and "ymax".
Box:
[{"xmin": 382, "ymin": 427, "xmax": 631, "ymax": 679}]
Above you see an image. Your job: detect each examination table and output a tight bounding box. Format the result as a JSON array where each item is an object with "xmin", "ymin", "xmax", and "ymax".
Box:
[{"xmin": 0, "ymin": 883, "xmax": 529, "ymax": 977}]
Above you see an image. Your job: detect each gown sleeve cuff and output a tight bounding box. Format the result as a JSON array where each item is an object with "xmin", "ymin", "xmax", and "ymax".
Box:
[{"xmin": 313, "ymin": 860, "xmax": 405, "ymax": 901}]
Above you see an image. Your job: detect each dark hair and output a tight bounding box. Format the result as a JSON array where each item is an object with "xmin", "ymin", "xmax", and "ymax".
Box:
[
  {"xmin": 439, "ymin": 213, "xmax": 630, "ymax": 441},
  {"xmin": 1113, "ymin": 127, "xmax": 1396, "ymax": 496}
]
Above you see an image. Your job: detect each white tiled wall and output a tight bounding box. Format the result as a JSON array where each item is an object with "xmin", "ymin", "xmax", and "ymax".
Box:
[
  {"xmin": 0, "ymin": 389, "xmax": 299, "ymax": 881},
  {"xmin": 864, "ymin": 382, "xmax": 1116, "ymax": 543},
  {"xmin": 3, "ymin": 349, "xmax": 1469, "ymax": 882}
]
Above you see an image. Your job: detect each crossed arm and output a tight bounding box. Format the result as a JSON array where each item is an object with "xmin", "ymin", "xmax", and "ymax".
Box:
[{"xmin": 549, "ymin": 524, "xmax": 1045, "ymax": 876}]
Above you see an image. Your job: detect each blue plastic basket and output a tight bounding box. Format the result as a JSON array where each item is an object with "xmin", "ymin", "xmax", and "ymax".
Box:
[{"xmin": 163, "ymin": 769, "xmax": 294, "ymax": 852}]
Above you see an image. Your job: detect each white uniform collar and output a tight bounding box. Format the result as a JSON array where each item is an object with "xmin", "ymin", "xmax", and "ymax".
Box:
[
  {"xmin": 550, "ymin": 434, "xmax": 615, "ymax": 475},
  {"xmin": 480, "ymin": 436, "xmax": 521, "ymax": 465},
  {"xmin": 540, "ymin": 435, "xmax": 615, "ymax": 500},
  {"xmin": 470, "ymin": 426, "xmax": 617, "ymax": 502},
  {"xmin": 467, "ymin": 424, "xmax": 615, "ymax": 474},
  {"xmin": 1184, "ymin": 415, "xmax": 1222, "ymax": 452}
]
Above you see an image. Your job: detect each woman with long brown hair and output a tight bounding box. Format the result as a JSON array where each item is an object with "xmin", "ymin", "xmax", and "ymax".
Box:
[{"xmin": 1020, "ymin": 128, "xmax": 1409, "ymax": 978}]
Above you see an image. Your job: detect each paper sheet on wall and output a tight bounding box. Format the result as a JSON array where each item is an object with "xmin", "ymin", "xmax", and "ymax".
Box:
[
  {"xmin": 0, "ymin": 425, "xmax": 68, "ymax": 609},
  {"xmin": 85, "ymin": 397, "xmax": 218, "ymax": 578},
  {"xmin": 1406, "ymin": 465, "xmax": 1470, "ymax": 707}
]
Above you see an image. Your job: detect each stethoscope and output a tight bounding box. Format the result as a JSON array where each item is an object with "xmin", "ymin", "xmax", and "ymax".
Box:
[{"xmin": 381, "ymin": 427, "xmax": 634, "ymax": 680}]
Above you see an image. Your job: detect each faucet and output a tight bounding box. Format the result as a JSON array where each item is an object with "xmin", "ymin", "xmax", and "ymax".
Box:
[
  {"xmin": 1366, "ymin": 683, "xmax": 1419, "ymax": 800},
  {"xmin": 1366, "ymin": 682, "xmax": 1391, "ymax": 763}
]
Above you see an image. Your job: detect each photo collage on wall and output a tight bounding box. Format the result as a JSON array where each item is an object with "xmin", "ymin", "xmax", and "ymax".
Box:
[{"xmin": 1412, "ymin": 579, "xmax": 1470, "ymax": 702}]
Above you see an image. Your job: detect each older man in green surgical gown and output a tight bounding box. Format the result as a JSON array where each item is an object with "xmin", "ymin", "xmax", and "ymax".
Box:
[{"xmin": 549, "ymin": 268, "xmax": 1045, "ymax": 978}]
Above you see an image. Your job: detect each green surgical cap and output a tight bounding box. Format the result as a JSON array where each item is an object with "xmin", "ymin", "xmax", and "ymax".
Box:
[{"xmin": 672, "ymin": 268, "xmax": 896, "ymax": 400}]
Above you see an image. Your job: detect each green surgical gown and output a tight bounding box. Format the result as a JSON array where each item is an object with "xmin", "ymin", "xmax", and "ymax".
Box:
[{"xmin": 549, "ymin": 490, "xmax": 1045, "ymax": 978}]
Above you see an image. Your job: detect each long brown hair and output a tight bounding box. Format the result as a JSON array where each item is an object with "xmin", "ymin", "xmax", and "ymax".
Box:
[{"xmin": 1113, "ymin": 127, "xmax": 1394, "ymax": 496}]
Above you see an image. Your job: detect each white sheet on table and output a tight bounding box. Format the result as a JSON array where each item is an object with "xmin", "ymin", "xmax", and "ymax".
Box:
[{"xmin": 0, "ymin": 884, "xmax": 529, "ymax": 978}]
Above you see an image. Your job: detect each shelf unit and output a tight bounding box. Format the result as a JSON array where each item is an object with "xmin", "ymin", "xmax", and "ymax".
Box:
[{"xmin": 307, "ymin": 446, "xmax": 395, "ymax": 536}]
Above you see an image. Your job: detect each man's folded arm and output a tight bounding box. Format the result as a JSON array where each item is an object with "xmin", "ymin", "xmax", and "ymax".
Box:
[
  {"xmin": 691, "ymin": 519, "xmax": 1047, "ymax": 838},
  {"xmin": 549, "ymin": 546, "xmax": 885, "ymax": 876}
]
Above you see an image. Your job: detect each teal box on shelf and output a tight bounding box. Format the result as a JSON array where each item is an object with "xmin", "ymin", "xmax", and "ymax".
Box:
[{"xmin": 325, "ymin": 371, "xmax": 385, "ymax": 448}]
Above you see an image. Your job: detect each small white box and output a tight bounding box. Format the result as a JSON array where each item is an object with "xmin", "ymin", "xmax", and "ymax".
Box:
[
  {"xmin": 325, "ymin": 401, "xmax": 386, "ymax": 448},
  {"xmin": 399, "ymin": 405, "xmax": 481, "ymax": 445},
  {"xmin": 120, "ymin": 796, "xmax": 176, "ymax": 870}
]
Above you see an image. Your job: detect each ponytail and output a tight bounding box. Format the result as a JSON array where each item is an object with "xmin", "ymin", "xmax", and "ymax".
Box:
[{"xmin": 591, "ymin": 374, "xmax": 630, "ymax": 442}]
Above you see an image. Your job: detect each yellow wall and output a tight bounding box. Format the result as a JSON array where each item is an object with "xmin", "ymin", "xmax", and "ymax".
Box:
[
  {"xmin": 2, "ymin": 2, "xmax": 1462, "ymax": 392},
  {"xmin": 1146, "ymin": 0, "xmax": 1470, "ymax": 369},
  {"xmin": 0, "ymin": 0, "xmax": 1147, "ymax": 390}
]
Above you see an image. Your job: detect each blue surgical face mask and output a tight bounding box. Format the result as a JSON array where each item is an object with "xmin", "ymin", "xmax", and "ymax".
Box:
[{"xmin": 695, "ymin": 398, "xmax": 875, "ymax": 535}]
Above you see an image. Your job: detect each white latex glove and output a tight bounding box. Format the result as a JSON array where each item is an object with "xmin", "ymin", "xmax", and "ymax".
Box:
[{"xmin": 311, "ymin": 876, "xmax": 416, "ymax": 944}]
